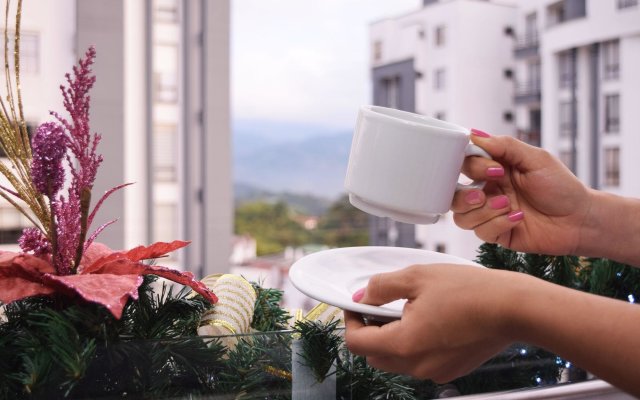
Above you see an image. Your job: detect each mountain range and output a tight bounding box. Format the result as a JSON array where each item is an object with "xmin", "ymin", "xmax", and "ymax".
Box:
[{"xmin": 233, "ymin": 119, "xmax": 354, "ymax": 205}]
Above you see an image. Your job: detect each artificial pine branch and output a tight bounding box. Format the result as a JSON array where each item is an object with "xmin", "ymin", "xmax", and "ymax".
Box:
[
  {"xmin": 251, "ymin": 283, "xmax": 291, "ymax": 332},
  {"xmin": 580, "ymin": 258, "xmax": 640, "ymax": 300},
  {"xmin": 338, "ymin": 354, "xmax": 419, "ymax": 400},
  {"xmin": 216, "ymin": 332, "xmax": 292, "ymax": 398},
  {"xmin": 294, "ymin": 319, "xmax": 342, "ymax": 383}
]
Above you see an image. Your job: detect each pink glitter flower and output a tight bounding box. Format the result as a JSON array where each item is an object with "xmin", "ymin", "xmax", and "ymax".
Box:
[
  {"xmin": 51, "ymin": 46, "xmax": 102, "ymax": 192},
  {"xmin": 0, "ymin": 46, "xmax": 218, "ymax": 317},
  {"xmin": 30, "ymin": 122, "xmax": 67, "ymax": 198},
  {"xmin": 18, "ymin": 227, "xmax": 51, "ymax": 257}
]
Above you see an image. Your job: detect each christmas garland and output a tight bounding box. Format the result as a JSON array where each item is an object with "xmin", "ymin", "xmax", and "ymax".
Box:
[{"xmin": 0, "ymin": 273, "xmax": 571, "ymax": 399}]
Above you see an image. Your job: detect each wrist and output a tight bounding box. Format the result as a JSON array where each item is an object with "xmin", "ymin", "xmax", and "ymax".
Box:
[
  {"xmin": 577, "ymin": 189, "xmax": 640, "ymax": 265},
  {"xmin": 490, "ymin": 269, "xmax": 538, "ymax": 342}
]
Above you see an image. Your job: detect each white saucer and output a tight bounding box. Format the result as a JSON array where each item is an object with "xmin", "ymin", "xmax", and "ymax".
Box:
[{"xmin": 288, "ymin": 246, "xmax": 484, "ymax": 321}]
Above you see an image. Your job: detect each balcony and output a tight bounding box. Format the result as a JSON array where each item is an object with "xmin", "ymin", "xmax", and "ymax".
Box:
[
  {"xmin": 515, "ymin": 81, "xmax": 541, "ymax": 105},
  {"xmin": 547, "ymin": 0, "xmax": 587, "ymax": 28},
  {"xmin": 514, "ymin": 35, "xmax": 539, "ymax": 59}
]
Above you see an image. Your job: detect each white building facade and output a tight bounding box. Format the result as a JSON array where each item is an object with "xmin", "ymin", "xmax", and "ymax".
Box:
[
  {"xmin": 369, "ymin": 0, "xmax": 517, "ymax": 260},
  {"xmin": 0, "ymin": 0, "xmax": 232, "ymax": 277},
  {"xmin": 514, "ymin": 0, "xmax": 640, "ymax": 195},
  {"xmin": 369, "ymin": 0, "xmax": 640, "ymax": 260}
]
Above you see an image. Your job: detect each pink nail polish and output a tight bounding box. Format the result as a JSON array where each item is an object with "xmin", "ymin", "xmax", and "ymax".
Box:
[
  {"xmin": 507, "ymin": 210, "xmax": 524, "ymax": 222},
  {"xmin": 352, "ymin": 288, "xmax": 365, "ymax": 302},
  {"xmin": 464, "ymin": 191, "xmax": 482, "ymax": 205},
  {"xmin": 489, "ymin": 195, "xmax": 509, "ymax": 210},
  {"xmin": 471, "ymin": 128, "xmax": 491, "ymax": 138},
  {"xmin": 487, "ymin": 167, "xmax": 505, "ymax": 177}
]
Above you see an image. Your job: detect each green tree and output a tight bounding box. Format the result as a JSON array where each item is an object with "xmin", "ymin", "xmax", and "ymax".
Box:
[
  {"xmin": 235, "ymin": 201, "xmax": 311, "ymax": 256},
  {"xmin": 314, "ymin": 194, "xmax": 369, "ymax": 248}
]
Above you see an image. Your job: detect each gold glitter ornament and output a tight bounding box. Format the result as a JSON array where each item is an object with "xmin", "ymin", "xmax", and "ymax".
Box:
[
  {"xmin": 198, "ymin": 274, "xmax": 257, "ymax": 348},
  {"xmin": 0, "ymin": 0, "xmax": 50, "ymax": 235}
]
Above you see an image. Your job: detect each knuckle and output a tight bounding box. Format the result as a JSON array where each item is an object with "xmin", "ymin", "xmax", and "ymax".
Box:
[
  {"xmin": 452, "ymin": 213, "xmax": 473, "ymax": 230},
  {"xmin": 402, "ymin": 264, "xmax": 425, "ymax": 282}
]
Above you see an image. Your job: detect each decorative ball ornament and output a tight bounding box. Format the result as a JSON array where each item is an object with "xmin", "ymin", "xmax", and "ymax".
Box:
[{"xmin": 198, "ymin": 274, "xmax": 257, "ymax": 347}]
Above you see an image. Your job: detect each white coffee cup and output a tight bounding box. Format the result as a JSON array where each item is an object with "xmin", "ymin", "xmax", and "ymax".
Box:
[{"xmin": 344, "ymin": 105, "xmax": 491, "ymax": 225}]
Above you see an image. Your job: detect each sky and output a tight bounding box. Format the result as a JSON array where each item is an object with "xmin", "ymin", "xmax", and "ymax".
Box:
[{"xmin": 231, "ymin": 0, "xmax": 421, "ymax": 132}]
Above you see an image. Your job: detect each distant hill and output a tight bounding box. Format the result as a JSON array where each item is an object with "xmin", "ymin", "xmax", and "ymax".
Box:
[
  {"xmin": 234, "ymin": 182, "xmax": 333, "ymax": 216},
  {"xmin": 233, "ymin": 120, "xmax": 353, "ymax": 200}
]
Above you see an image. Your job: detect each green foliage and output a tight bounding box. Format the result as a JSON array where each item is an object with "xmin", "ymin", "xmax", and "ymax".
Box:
[
  {"xmin": 476, "ymin": 243, "xmax": 579, "ymax": 287},
  {"xmin": 234, "ymin": 196, "xmax": 369, "ymax": 257},
  {"xmin": 2, "ymin": 247, "xmax": 615, "ymax": 399},
  {"xmin": 216, "ymin": 332, "xmax": 292, "ymax": 398},
  {"xmin": 579, "ymin": 258, "xmax": 640, "ymax": 300},
  {"xmin": 294, "ymin": 319, "xmax": 342, "ymax": 382},
  {"xmin": 251, "ymin": 284, "xmax": 291, "ymax": 332},
  {"xmin": 235, "ymin": 201, "xmax": 312, "ymax": 255},
  {"xmin": 0, "ymin": 276, "xmax": 223, "ymax": 399},
  {"xmin": 475, "ymin": 242, "xmax": 640, "ymax": 389},
  {"xmin": 338, "ymin": 355, "xmax": 420, "ymax": 400},
  {"xmin": 314, "ymin": 194, "xmax": 369, "ymax": 248},
  {"xmin": 452, "ymin": 344, "xmax": 561, "ymax": 394}
]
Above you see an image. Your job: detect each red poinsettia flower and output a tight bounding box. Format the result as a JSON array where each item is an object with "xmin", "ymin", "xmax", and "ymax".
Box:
[{"xmin": 0, "ymin": 240, "xmax": 217, "ymax": 318}]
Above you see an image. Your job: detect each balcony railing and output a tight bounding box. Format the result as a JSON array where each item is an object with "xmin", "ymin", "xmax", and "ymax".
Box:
[
  {"xmin": 515, "ymin": 81, "xmax": 541, "ymax": 105},
  {"xmin": 514, "ymin": 35, "xmax": 539, "ymax": 58}
]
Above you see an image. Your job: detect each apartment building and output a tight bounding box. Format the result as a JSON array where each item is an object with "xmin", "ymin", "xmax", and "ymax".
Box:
[
  {"xmin": 369, "ymin": 0, "xmax": 517, "ymax": 259},
  {"xmin": 0, "ymin": 0, "xmax": 232, "ymax": 277},
  {"xmin": 515, "ymin": 0, "xmax": 640, "ymax": 195},
  {"xmin": 369, "ymin": 0, "xmax": 640, "ymax": 259}
]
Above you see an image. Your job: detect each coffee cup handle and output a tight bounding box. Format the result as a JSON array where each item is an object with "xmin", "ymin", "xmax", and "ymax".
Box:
[{"xmin": 456, "ymin": 143, "xmax": 492, "ymax": 190}]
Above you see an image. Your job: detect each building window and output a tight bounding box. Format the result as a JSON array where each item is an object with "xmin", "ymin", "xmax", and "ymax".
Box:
[
  {"xmin": 5, "ymin": 32, "xmax": 39, "ymax": 73},
  {"xmin": 602, "ymin": 40, "xmax": 620, "ymax": 80},
  {"xmin": 0, "ymin": 207, "xmax": 27, "ymax": 244},
  {"xmin": 0, "ymin": 227, "xmax": 22, "ymax": 244},
  {"xmin": 382, "ymin": 76, "xmax": 400, "ymax": 109},
  {"xmin": 558, "ymin": 51, "xmax": 574, "ymax": 89},
  {"xmin": 154, "ymin": 0, "xmax": 179, "ymax": 23},
  {"xmin": 154, "ymin": 203, "xmax": 178, "ymax": 247},
  {"xmin": 559, "ymin": 101, "xmax": 573, "ymax": 137},
  {"xmin": 434, "ymin": 68, "xmax": 446, "ymax": 90},
  {"xmin": 547, "ymin": 0, "xmax": 586, "ymax": 27},
  {"xmin": 153, "ymin": 124, "xmax": 178, "ymax": 182},
  {"xmin": 435, "ymin": 25, "xmax": 446, "ymax": 47},
  {"xmin": 547, "ymin": 1, "xmax": 566, "ymax": 26},
  {"xmin": 604, "ymin": 94, "xmax": 620, "ymax": 133},
  {"xmin": 618, "ymin": 0, "xmax": 638, "ymax": 9},
  {"xmin": 604, "ymin": 147, "xmax": 620, "ymax": 187},
  {"xmin": 373, "ymin": 41, "xmax": 382, "ymax": 62},
  {"xmin": 435, "ymin": 243, "xmax": 446, "ymax": 253},
  {"xmin": 528, "ymin": 60, "xmax": 541, "ymax": 91},
  {"xmin": 153, "ymin": 44, "xmax": 179, "ymax": 103},
  {"xmin": 524, "ymin": 12, "xmax": 538, "ymax": 43},
  {"xmin": 20, "ymin": 32, "xmax": 39, "ymax": 73}
]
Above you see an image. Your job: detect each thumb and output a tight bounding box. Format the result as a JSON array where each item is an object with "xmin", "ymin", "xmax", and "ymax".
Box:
[
  {"xmin": 353, "ymin": 267, "xmax": 419, "ymax": 306},
  {"xmin": 470, "ymin": 129, "xmax": 541, "ymax": 171}
]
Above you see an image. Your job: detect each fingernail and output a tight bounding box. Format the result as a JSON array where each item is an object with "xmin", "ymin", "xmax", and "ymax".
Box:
[
  {"xmin": 487, "ymin": 167, "xmax": 505, "ymax": 177},
  {"xmin": 508, "ymin": 210, "xmax": 524, "ymax": 222},
  {"xmin": 352, "ymin": 288, "xmax": 365, "ymax": 302},
  {"xmin": 464, "ymin": 190, "xmax": 483, "ymax": 205},
  {"xmin": 471, "ymin": 128, "xmax": 491, "ymax": 138},
  {"xmin": 489, "ymin": 195, "xmax": 509, "ymax": 210}
]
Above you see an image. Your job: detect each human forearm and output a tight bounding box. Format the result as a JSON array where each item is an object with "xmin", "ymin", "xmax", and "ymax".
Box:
[
  {"xmin": 577, "ymin": 189, "xmax": 640, "ymax": 266},
  {"xmin": 507, "ymin": 273, "xmax": 640, "ymax": 397}
]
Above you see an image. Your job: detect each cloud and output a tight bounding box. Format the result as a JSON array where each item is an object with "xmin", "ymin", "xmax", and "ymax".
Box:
[{"xmin": 231, "ymin": 0, "xmax": 420, "ymax": 131}]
